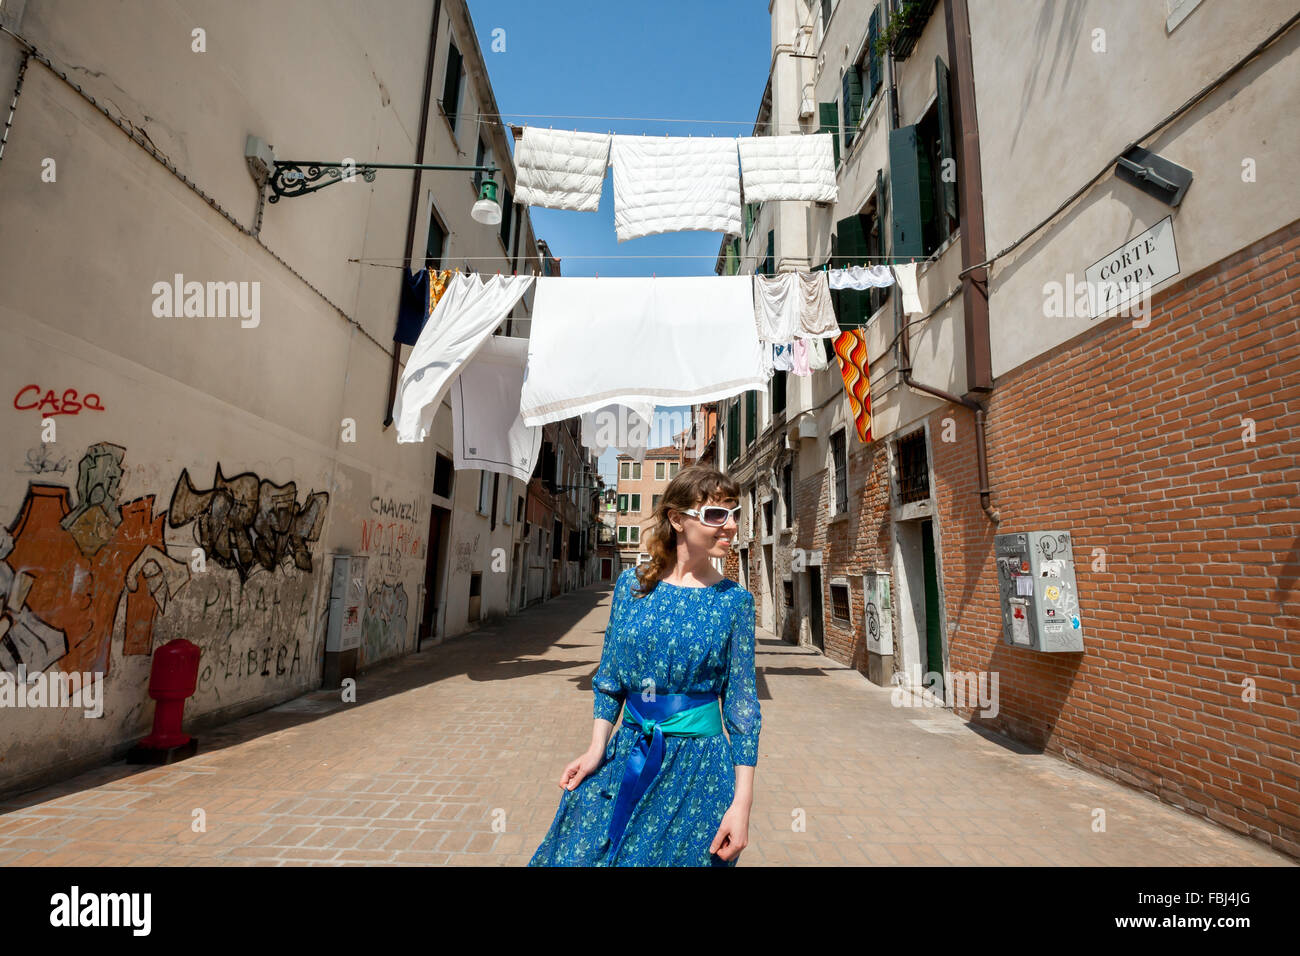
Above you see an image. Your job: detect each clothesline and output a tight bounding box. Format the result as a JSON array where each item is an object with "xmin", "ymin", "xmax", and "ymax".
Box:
[{"xmin": 463, "ymin": 110, "xmax": 825, "ymax": 134}]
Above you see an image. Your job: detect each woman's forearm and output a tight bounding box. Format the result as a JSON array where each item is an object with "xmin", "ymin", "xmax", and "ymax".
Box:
[
  {"xmin": 733, "ymin": 765, "xmax": 755, "ymax": 809},
  {"xmin": 589, "ymin": 718, "xmax": 615, "ymax": 754}
]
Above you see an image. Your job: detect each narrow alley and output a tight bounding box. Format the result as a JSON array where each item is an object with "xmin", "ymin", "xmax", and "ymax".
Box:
[{"xmin": 0, "ymin": 581, "xmax": 1287, "ymax": 867}]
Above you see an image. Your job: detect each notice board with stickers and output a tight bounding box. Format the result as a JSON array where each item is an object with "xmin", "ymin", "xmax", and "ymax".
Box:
[{"xmin": 994, "ymin": 531, "xmax": 1085, "ymax": 653}]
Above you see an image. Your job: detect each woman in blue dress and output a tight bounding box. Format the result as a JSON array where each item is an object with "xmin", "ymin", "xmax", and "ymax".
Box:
[{"xmin": 529, "ymin": 465, "xmax": 760, "ymax": 866}]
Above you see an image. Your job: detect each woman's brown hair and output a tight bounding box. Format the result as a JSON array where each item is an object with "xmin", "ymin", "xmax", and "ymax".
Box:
[{"xmin": 631, "ymin": 464, "xmax": 741, "ymax": 599}]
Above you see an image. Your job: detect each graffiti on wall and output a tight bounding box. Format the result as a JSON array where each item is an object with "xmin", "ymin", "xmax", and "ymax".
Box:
[
  {"xmin": 168, "ymin": 466, "xmax": 329, "ymax": 581},
  {"xmin": 192, "ymin": 574, "xmax": 313, "ymax": 693},
  {"xmin": 363, "ymin": 581, "xmax": 409, "ymax": 661},
  {"xmin": 17, "ymin": 444, "xmax": 70, "ymax": 475},
  {"xmin": 0, "ymin": 443, "xmax": 190, "ymax": 675}
]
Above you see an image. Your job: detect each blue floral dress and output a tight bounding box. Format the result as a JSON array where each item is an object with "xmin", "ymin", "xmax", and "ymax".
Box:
[{"xmin": 529, "ymin": 567, "xmax": 761, "ymax": 867}]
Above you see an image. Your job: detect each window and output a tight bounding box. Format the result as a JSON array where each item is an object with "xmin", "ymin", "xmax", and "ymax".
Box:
[
  {"xmin": 748, "ymin": 486, "xmax": 757, "ymax": 538},
  {"xmin": 888, "ymin": 57, "xmax": 959, "ymax": 260},
  {"xmin": 502, "ymin": 477, "xmax": 513, "ymax": 525},
  {"xmin": 842, "ymin": 5, "xmax": 885, "ymax": 156},
  {"xmin": 441, "ymin": 39, "xmax": 463, "ymax": 133},
  {"xmin": 897, "ymin": 429, "xmax": 930, "ymax": 504},
  {"xmin": 434, "ymin": 453, "xmax": 454, "ymax": 498},
  {"xmin": 478, "ymin": 471, "xmax": 492, "ymax": 515},
  {"xmin": 619, "ymin": 526, "xmax": 628, "ymax": 543},
  {"xmin": 782, "ymin": 463, "xmax": 793, "ymax": 528},
  {"xmin": 652, "ymin": 494, "xmax": 662, "ymax": 510},
  {"xmin": 474, "ymin": 138, "xmax": 494, "ymax": 193},
  {"xmin": 762, "ymin": 500, "xmax": 773, "ymax": 538},
  {"xmin": 818, "ymin": 101, "xmax": 841, "ymax": 167},
  {"xmin": 841, "ymin": 66, "xmax": 862, "ymax": 154},
  {"xmin": 727, "ymin": 400, "xmax": 740, "ymax": 464},
  {"xmin": 516, "ymin": 495, "xmax": 524, "ymax": 523},
  {"xmin": 489, "ymin": 473, "xmax": 499, "ymax": 529},
  {"xmin": 771, "ymin": 369, "xmax": 787, "ymax": 415},
  {"xmin": 669, "ymin": 462, "xmax": 679, "ymax": 477},
  {"xmin": 629, "ymin": 526, "xmax": 639, "ymax": 543},
  {"xmin": 618, "ymin": 494, "xmax": 628, "ymax": 512},
  {"xmin": 831, "ymin": 429, "xmax": 848, "ymax": 514},
  {"xmin": 499, "ymin": 183, "xmax": 513, "ymax": 249},
  {"xmin": 425, "ymin": 204, "xmax": 446, "ymax": 274},
  {"xmin": 744, "ymin": 201, "xmax": 760, "ymax": 240},
  {"xmin": 820, "ymin": 0, "xmax": 833, "ymax": 32},
  {"xmin": 831, "ymin": 188, "xmax": 890, "ymax": 328},
  {"xmin": 638, "ymin": 552, "xmax": 649, "ymax": 565},
  {"xmin": 630, "ymin": 494, "xmax": 641, "ymax": 512},
  {"xmin": 784, "ymin": 579, "xmax": 794, "ymax": 607},
  {"xmin": 656, "ymin": 461, "xmax": 665, "ymax": 480},
  {"xmin": 553, "ymin": 520, "xmax": 562, "ymax": 558},
  {"xmin": 620, "ymin": 461, "xmax": 631, "ymax": 479},
  {"xmin": 830, "ymin": 582, "xmax": 851, "ymax": 621},
  {"xmin": 763, "ymin": 229, "xmax": 775, "ymax": 276},
  {"xmin": 745, "ymin": 390, "xmax": 757, "ymax": 446},
  {"xmin": 632, "ymin": 461, "xmax": 642, "ymax": 480}
]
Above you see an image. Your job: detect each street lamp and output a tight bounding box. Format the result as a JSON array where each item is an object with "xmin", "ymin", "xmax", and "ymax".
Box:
[{"xmin": 244, "ymin": 134, "xmax": 502, "ymax": 221}]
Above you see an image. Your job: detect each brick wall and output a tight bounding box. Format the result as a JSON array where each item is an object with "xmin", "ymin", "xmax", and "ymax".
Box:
[{"xmin": 931, "ymin": 218, "xmax": 1300, "ymax": 857}]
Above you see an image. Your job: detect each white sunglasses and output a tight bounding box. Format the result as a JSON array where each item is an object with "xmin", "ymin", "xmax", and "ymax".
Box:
[{"xmin": 679, "ymin": 505, "xmax": 741, "ymax": 527}]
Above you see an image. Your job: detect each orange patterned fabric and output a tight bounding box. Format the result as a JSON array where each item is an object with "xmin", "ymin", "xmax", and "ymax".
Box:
[
  {"xmin": 832, "ymin": 329, "xmax": 872, "ymax": 443},
  {"xmin": 429, "ymin": 269, "xmax": 452, "ymax": 313}
]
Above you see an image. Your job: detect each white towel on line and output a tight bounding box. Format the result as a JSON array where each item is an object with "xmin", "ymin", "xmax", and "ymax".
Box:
[
  {"xmin": 736, "ymin": 133, "xmax": 837, "ymax": 203},
  {"xmin": 450, "ymin": 335, "xmax": 542, "ymax": 482},
  {"xmin": 803, "ymin": 334, "xmax": 830, "ymax": 371},
  {"xmin": 393, "ymin": 272, "xmax": 535, "ymax": 443},
  {"xmin": 518, "ymin": 276, "xmax": 765, "ymax": 427},
  {"xmin": 609, "ymin": 136, "xmax": 742, "ymax": 241},
  {"xmin": 514, "ymin": 128, "xmax": 611, "ymax": 212},
  {"xmin": 829, "ymin": 265, "xmax": 895, "ymax": 289},
  {"xmin": 892, "ymin": 263, "xmax": 923, "ymax": 314},
  {"xmin": 580, "ymin": 402, "xmax": 656, "ymax": 462}
]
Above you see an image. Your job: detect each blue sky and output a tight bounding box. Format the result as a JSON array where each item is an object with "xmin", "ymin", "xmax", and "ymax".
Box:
[{"xmin": 465, "ymin": 1, "xmax": 771, "ymax": 483}]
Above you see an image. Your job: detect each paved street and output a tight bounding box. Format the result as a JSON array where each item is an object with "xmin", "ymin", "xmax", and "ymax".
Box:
[{"xmin": 0, "ymin": 580, "xmax": 1290, "ymax": 866}]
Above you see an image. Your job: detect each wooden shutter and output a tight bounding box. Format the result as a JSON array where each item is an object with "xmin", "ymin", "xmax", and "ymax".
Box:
[
  {"xmin": 442, "ymin": 42, "xmax": 462, "ymax": 127},
  {"xmin": 936, "ymin": 56, "xmax": 958, "ymax": 224},
  {"xmin": 727, "ymin": 401, "xmax": 740, "ymax": 463},
  {"xmin": 868, "ymin": 7, "xmax": 883, "ymax": 100},
  {"xmin": 819, "ymin": 102, "xmax": 841, "ymax": 167},
  {"xmin": 745, "ymin": 390, "xmax": 756, "ymax": 444},
  {"xmin": 888, "ymin": 125, "xmax": 924, "ymax": 259},
  {"xmin": 499, "ymin": 184, "xmax": 513, "ymax": 247},
  {"xmin": 834, "ymin": 213, "xmax": 871, "ymax": 329}
]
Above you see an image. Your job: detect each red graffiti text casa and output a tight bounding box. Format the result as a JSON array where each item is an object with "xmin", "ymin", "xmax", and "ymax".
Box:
[{"xmin": 13, "ymin": 385, "xmax": 106, "ymax": 416}]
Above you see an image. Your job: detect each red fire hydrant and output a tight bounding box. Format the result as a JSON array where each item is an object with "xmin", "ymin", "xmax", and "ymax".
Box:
[{"xmin": 127, "ymin": 638, "xmax": 201, "ymax": 764}]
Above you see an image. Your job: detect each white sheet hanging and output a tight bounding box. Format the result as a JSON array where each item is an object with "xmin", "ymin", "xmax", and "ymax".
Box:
[
  {"xmin": 450, "ymin": 334, "xmax": 542, "ymax": 482},
  {"xmin": 514, "ymin": 128, "xmax": 611, "ymax": 212},
  {"xmin": 892, "ymin": 262, "xmax": 923, "ymax": 314},
  {"xmin": 580, "ymin": 402, "xmax": 655, "ymax": 462},
  {"xmin": 393, "ymin": 272, "xmax": 535, "ymax": 443},
  {"xmin": 797, "ymin": 271, "xmax": 839, "ymax": 336},
  {"xmin": 609, "ymin": 136, "xmax": 743, "ymax": 241},
  {"xmin": 518, "ymin": 275, "xmax": 765, "ymax": 427},
  {"xmin": 829, "ymin": 265, "xmax": 895, "ymax": 289},
  {"xmin": 736, "ymin": 133, "xmax": 837, "ymax": 203},
  {"xmin": 803, "ymin": 334, "xmax": 830, "ymax": 371}
]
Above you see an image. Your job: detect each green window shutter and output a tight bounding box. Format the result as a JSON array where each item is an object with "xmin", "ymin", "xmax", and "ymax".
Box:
[
  {"xmin": 819, "ymin": 102, "xmax": 841, "ymax": 167},
  {"xmin": 727, "ymin": 402, "xmax": 740, "ymax": 463},
  {"xmin": 834, "ymin": 213, "xmax": 871, "ymax": 329},
  {"xmin": 868, "ymin": 7, "xmax": 883, "ymax": 99},
  {"xmin": 820, "ymin": 0, "xmax": 832, "ymax": 29},
  {"xmin": 935, "ymin": 55, "xmax": 958, "ymax": 224},
  {"xmin": 745, "ymin": 390, "xmax": 756, "ymax": 443},
  {"xmin": 889, "ymin": 124, "xmax": 924, "ymax": 259},
  {"xmin": 442, "ymin": 42, "xmax": 462, "ymax": 128},
  {"xmin": 842, "ymin": 69, "xmax": 862, "ymax": 150},
  {"xmin": 499, "ymin": 184, "xmax": 512, "ymax": 247}
]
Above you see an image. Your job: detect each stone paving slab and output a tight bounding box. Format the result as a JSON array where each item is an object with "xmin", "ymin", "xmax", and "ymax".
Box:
[{"xmin": 0, "ymin": 581, "xmax": 1291, "ymax": 866}]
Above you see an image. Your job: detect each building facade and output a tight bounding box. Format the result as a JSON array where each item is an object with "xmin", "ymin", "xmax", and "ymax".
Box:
[
  {"xmin": 0, "ymin": 0, "xmax": 602, "ymax": 794},
  {"xmin": 708, "ymin": 0, "xmax": 1299, "ymax": 857},
  {"xmin": 614, "ymin": 446, "xmax": 685, "ymax": 571}
]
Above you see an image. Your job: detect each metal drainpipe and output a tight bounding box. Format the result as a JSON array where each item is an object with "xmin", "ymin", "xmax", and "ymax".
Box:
[
  {"xmin": 383, "ymin": 0, "xmax": 442, "ymax": 428},
  {"xmin": 891, "ymin": 0, "xmax": 999, "ymax": 524}
]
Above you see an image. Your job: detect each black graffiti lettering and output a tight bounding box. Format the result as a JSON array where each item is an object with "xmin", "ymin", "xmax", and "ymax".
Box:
[
  {"xmin": 167, "ymin": 465, "xmax": 329, "ymax": 582},
  {"xmin": 290, "ymin": 640, "xmax": 301, "ymax": 675},
  {"xmin": 276, "ymin": 645, "xmax": 287, "ymax": 676},
  {"xmin": 261, "ymin": 643, "xmax": 272, "ymax": 676}
]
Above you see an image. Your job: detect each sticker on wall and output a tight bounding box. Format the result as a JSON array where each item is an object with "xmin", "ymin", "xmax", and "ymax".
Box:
[
  {"xmin": 1045, "ymin": 584, "xmax": 1061, "ymax": 602},
  {"xmin": 1015, "ymin": 575, "xmax": 1034, "ymax": 597},
  {"xmin": 1071, "ymin": 615, "xmax": 1081, "ymax": 629},
  {"xmin": 1040, "ymin": 559, "xmax": 1064, "ymax": 578},
  {"xmin": 1010, "ymin": 602, "xmax": 1030, "ymax": 646}
]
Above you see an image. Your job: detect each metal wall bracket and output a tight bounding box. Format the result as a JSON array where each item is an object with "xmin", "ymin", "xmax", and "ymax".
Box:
[{"xmin": 1115, "ymin": 146, "xmax": 1193, "ymax": 207}]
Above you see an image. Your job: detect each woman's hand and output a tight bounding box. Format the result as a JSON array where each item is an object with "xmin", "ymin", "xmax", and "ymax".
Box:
[
  {"xmin": 558, "ymin": 747, "xmax": 604, "ymax": 791},
  {"xmin": 709, "ymin": 803, "xmax": 750, "ymax": 862}
]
